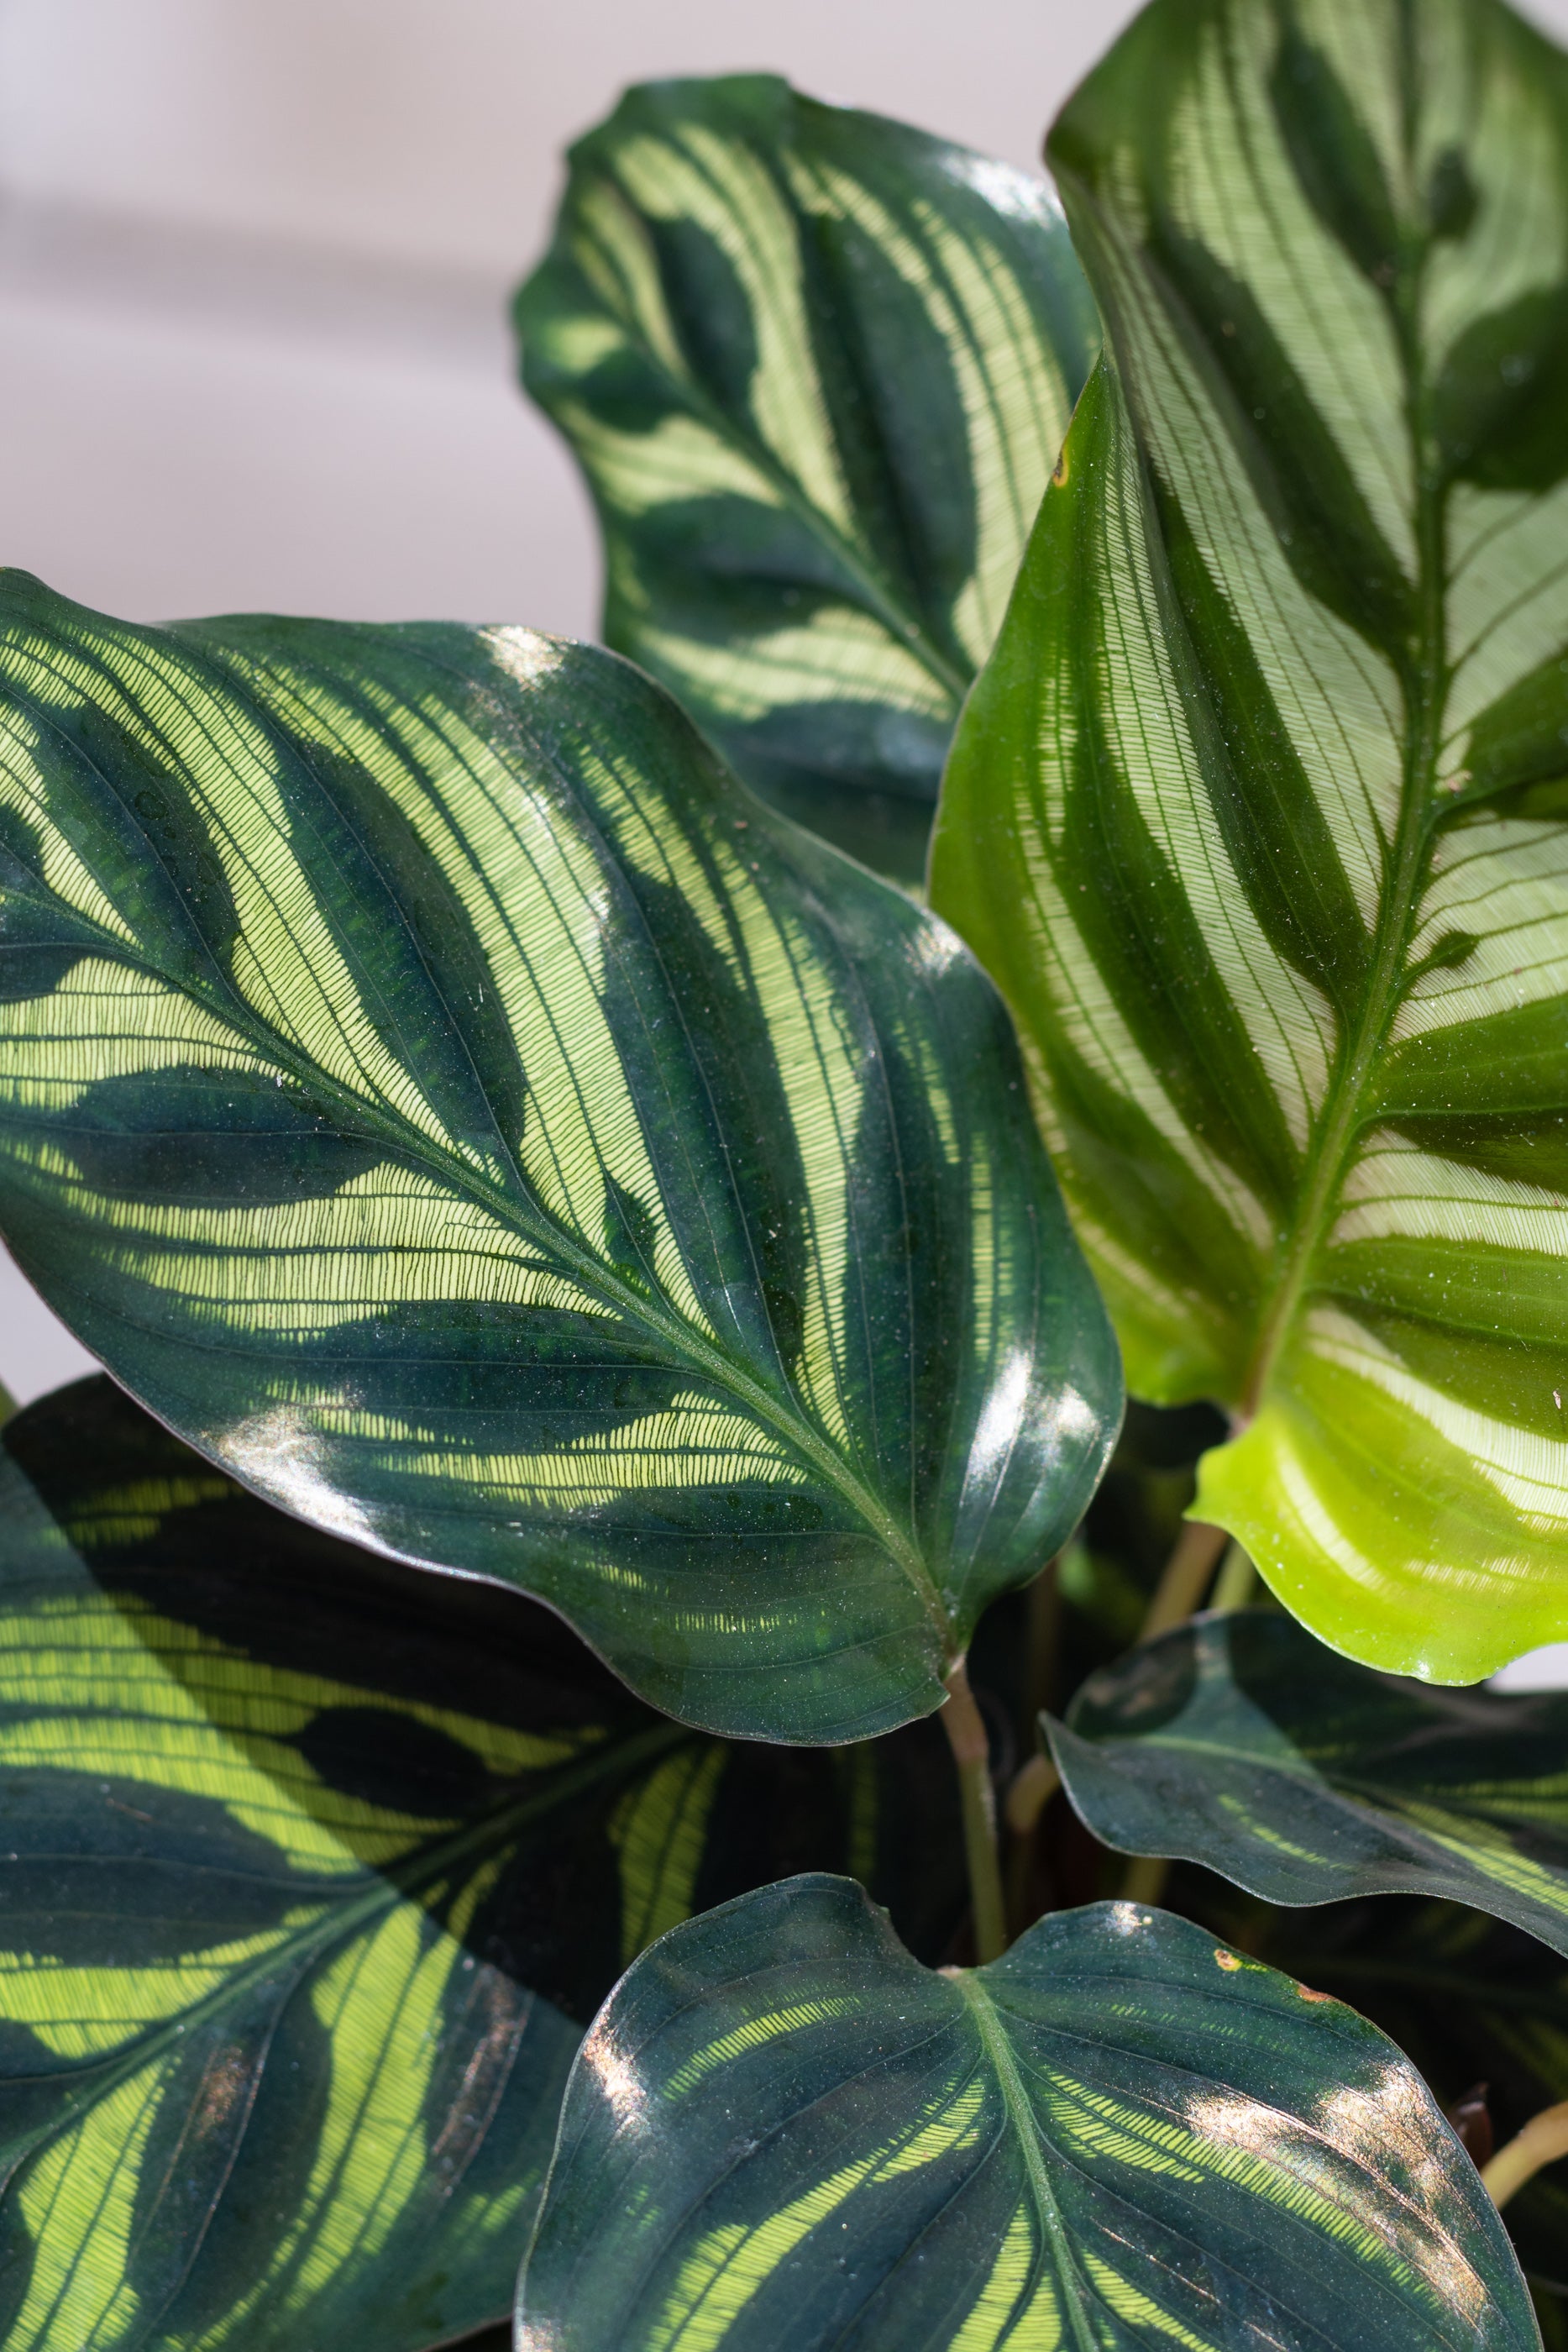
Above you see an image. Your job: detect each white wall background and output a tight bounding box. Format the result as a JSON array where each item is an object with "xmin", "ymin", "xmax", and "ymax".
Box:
[{"xmin": 3, "ymin": 0, "xmax": 1568, "ymax": 1688}]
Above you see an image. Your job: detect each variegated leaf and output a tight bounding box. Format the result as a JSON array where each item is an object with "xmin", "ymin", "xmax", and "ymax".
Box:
[
  {"xmin": 1283, "ymin": 1901, "xmax": 1568, "ymax": 2308},
  {"xmin": 515, "ymin": 75, "xmax": 1098, "ymax": 883},
  {"xmin": 515, "ymin": 1873, "xmax": 1534, "ymax": 2352},
  {"xmin": 0, "ymin": 573, "xmax": 1119, "ymax": 1742},
  {"xmin": 930, "ymin": 0, "xmax": 1568, "ymax": 1679},
  {"xmin": 0, "ymin": 1376, "xmax": 967, "ymax": 2352},
  {"xmin": 1051, "ymin": 1609, "xmax": 1568, "ymax": 1953}
]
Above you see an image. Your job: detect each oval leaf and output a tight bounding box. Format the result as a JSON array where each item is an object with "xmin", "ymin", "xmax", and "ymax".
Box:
[
  {"xmin": 1051, "ymin": 1610, "xmax": 1568, "ymax": 1955},
  {"xmin": 929, "ymin": 0, "xmax": 1568, "ymax": 1680},
  {"xmin": 516, "ymin": 1873, "xmax": 1533, "ymax": 2352},
  {"xmin": 0, "ymin": 572, "xmax": 1119, "ymax": 1741},
  {"xmin": 0, "ymin": 1376, "xmax": 968, "ymax": 2352},
  {"xmin": 516, "ymin": 74, "xmax": 1099, "ymax": 883}
]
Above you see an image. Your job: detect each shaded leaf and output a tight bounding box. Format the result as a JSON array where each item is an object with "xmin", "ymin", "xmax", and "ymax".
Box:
[
  {"xmin": 516, "ymin": 75, "xmax": 1098, "ymax": 882},
  {"xmin": 0, "ymin": 1378, "xmax": 967, "ymax": 2352},
  {"xmin": 0, "ymin": 572, "xmax": 1119, "ymax": 1741},
  {"xmin": 516, "ymin": 1873, "xmax": 1533, "ymax": 2351},
  {"xmin": 1051, "ymin": 1609, "xmax": 1568, "ymax": 1954},
  {"xmin": 930, "ymin": 0, "xmax": 1568, "ymax": 1681}
]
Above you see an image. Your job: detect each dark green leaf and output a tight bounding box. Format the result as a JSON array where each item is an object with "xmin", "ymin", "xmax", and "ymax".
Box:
[
  {"xmin": 0, "ymin": 571, "xmax": 1119, "ymax": 1742},
  {"xmin": 0, "ymin": 1377, "xmax": 968, "ymax": 2352},
  {"xmin": 516, "ymin": 75, "xmax": 1098, "ymax": 882},
  {"xmin": 516, "ymin": 1873, "xmax": 1534, "ymax": 2350},
  {"xmin": 930, "ymin": 0, "xmax": 1568, "ymax": 1682},
  {"xmin": 1051, "ymin": 1609, "xmax": 1568, "ymax": 1954},
  {"xmin": 1286, "ymin": 1901, "xmax": 1568, "ymax": 2302}
]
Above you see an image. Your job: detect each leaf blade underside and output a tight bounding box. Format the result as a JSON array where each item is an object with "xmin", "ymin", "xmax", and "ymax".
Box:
[
  {"xmin": 1051, "ymin": 1609, "xmax": 1568, "ymax": 1956},
  {"xmin": 515, "ymin": 1873, "xmax": 1534, "ymax": 2352},
  {"xmin": 0, "ymin": 1378, "xmax": 968, "ymax": 2352},
  {"xmin": 929, "ymin": 0, "xmax": 1568, "ymax": 1680},
  {"xmin": 0, "ymin": 573, "xmax": 1120, "ymax": 1741},
  {"xmin": 516, "ymin": 73, "xmax": 1099, "ymax": 882}
]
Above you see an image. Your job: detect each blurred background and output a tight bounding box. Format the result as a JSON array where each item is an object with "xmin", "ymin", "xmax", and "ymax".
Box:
[{"xmin": 3, "ymin": 0, "xmax": 1567, "ymax": 1685}]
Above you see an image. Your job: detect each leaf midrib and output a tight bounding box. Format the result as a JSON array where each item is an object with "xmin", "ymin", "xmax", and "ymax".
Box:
[
  {"xmin": 15, "ymin": 827, "xmax": 951, "ymax": 1656},
  {"xmin": 0, "ymin": 1717, "xmax": 690, "ymax": 2176},
  {"xmin": 1238, "ymin": 176, "xmax": 1451, "ymax": 1420},
  {"xmin": 584, "ymin": 164, "xmax": 972, "ymax": 706},
  {"xmin": 952, "ymin": 1971, "xmax": 1103, "ymax": 2352}
]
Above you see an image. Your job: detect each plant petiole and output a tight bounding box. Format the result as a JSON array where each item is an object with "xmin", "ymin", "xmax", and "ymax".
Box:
[
  {"xmin": 1140, "ymin": 1517, "xmax": 1228, "ymax": 1641},
  {"xmin": 941, "ymin": 1656, "xmax": 1008, "ymax": 1963}
]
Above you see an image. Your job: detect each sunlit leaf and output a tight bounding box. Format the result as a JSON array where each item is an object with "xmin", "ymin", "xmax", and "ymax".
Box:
[
  {"xmin": 929, "ymin": 0, "xmax": 1568, "ymax": 1680},
  {"xmin": 0, "ymin": 1378, "xmax": 966, "ymax": 2352},
  {"xmin": 1051, "ymin": 1609, "xmax": 1568, "ymax": 1954},
  {"xmin": 515, "ymin": 1873, "xmax": 1533, "ymax": 2351},
  {"xmin": 1285, "ymin": 1900, "xmax": 1568, "ymax": 2304},
  {"xmin": 516, "ymin": 74, "xmax": 1098, "ymax": 883},
  {"xmin": 0, "ymin": 572, "xmax": 1119, "ymax": 1741}
]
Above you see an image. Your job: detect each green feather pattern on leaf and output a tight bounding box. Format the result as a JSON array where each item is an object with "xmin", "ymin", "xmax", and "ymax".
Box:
[
  {"xmin": 931, "ymin": 0, "xmax": 1568, "ymax": 1680},
  {"xmin": 516, "ymin": 74, "xmax": 1098, "ymax": 882},
  {"xmin": 517, "ymin": 1873, "xmax": 1536, "ymax": 2351},
  {"xmin": 0, "ymin": 1378, "xmax": 967, "ymax": 2352},
  {"xmin": 0, "ymin": 573, "xmax": 1119, "ymax": 1742},
  {"xmin": 1051, "ymin": 1609, "xmax": 1568, "ymax": 1954}
]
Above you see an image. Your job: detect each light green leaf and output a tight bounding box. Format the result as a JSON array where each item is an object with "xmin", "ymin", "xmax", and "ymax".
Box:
[
  {"xmin": 0, "ymin": 571, "xmax": 1119, "ymax": 1742},
  {"xmin": 1050, "ymin": 1609, "xmax": 1568, "ymax": 1953},
  {"xmin": 0, "ymin": 1376, "xmax": 969, "ymax": 2351},
  {"xmin": 930, "ymin": 0, "xmax": 1568, "ymax": 1680},
  {"xmin": 516, "ymin": 1873, "xmax": 1535, "ymax": 2351},
  {"xmin": 515, "ymin": 74, "xmax": 1098, "ymax": 884}
]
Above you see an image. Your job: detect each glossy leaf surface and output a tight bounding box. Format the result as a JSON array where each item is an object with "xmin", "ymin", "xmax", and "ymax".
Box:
[
  {"xmin": 0, "ymin": 572, "xmax": 1119, "ymax": 1741},
  {"xmin": 1291, "ymin": 1900, "xmax": 1568, "ymax": 2302},
  {"xmin": 930, "ymin": 0, "xmax": 1568, "ymax": 1680},
  {"xmin": 0, "ymin": 1377, "xmax": 967, "ymax": 2352},
  {"xmin": 516, "ymin": 75, "xmax": 1098, "ymax": 883},
  {"xmin": 1052, "ymin": 1610, "xmax": 1568, "ymax": 1954},
  {"xmin": 516, "ymin": 1873, "xmax": 1533, "ymax": 2352}
]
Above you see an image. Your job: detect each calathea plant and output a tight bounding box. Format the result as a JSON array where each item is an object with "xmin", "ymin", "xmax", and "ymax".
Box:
[{"xmin": 1, "ymin": 0, "xmax": 1567, "ymax": 2343}]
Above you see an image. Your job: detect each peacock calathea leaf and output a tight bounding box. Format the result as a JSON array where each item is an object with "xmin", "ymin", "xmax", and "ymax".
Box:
[
  {"xmin": 0, "ymin": 570, "xmax": 1120, "ymax": 1743},
  {"xmin": 1282, "ymin": 1898, "xmax": 1568, "ymax": 2304},
  {"xmin": 0, "ymin": 1375, "xmax": 968, "ymax": 2352},
  {"xmin": 515, "ymin": 74, "xmax": 1099, "ymax": 885},
  {"xmin": 929, "ymin": 0, "xmax": 1568, "ymax": 1682},
  {"xmin": 514, "ymin": 1872, "xmax": 1535, "ymax": 2352},
  {"xmin": 1050, "ymin": 1609, "xmax": 1568, "ymax": 1954}
]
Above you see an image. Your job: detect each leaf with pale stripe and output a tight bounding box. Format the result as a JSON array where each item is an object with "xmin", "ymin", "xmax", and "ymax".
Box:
[
  {"xmin": 515, "ymin": 1872, "xmax": 1534, "ymax": 2352},
  {"xmin": 515, "ymin": 74, "xmax": 1099, "ymax": 883},
  {"xmin": 931, "ymin": 0, "xmax": 1568, "ymax": 1680},
  {"xmin": 1282, "ymin": 1900, "xmax": 1568, "ymax": 2307},
  {"xmin": 0, "ymin": 1375, "xmax": 968, "ymax": 2352},
  {"xmin": 1051, "ymin": 1609, "xmax": 1568, "ymax": 1954},
  {"xmin": 0, "ymin": 572, "xmax": 1119, "ymax": 1741}
]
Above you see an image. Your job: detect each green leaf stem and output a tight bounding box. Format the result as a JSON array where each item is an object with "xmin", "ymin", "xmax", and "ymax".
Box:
[
  {"xmin": 0, "ymin": 1377, "xmax": 965, "ymax": 2352},
  {"xmin": 516, "ymin": 75, "xmax": 1098, "ymax": 882},
  {"xmin": 0, "ymin": 572, "xmax": 1119, "ymax": 1741},
  {"xmin": 929, "ymin": 0, "xmax": 1568, "ymax": 1680}
]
